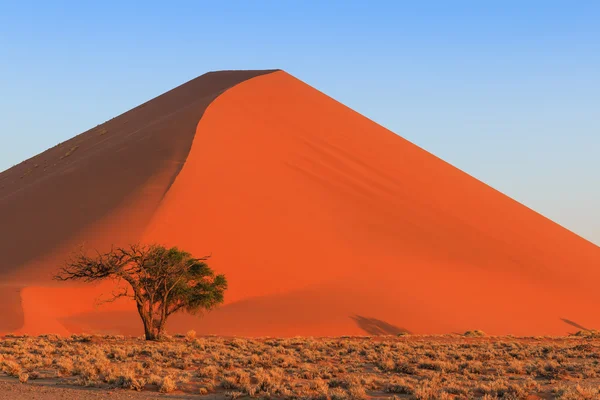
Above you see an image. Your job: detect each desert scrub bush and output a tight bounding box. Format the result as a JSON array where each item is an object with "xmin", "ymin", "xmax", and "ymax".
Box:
[
  {"xmin": 113, "ymin": 371, "xmax": 146, "ymax": 391},
  {"xmin": 107, "ymin": 347, "xmax": 128, "ymax": 361},
  {"xmin": 463, "ymin": 330, "xmax": 487, "ymax": 337},
  {"xmin": 384, "ymin": 377, "xmax": 415, "ymax": 394},
  {"xmin": 413, "ymin": 380, "xmax": 446, "ymax": 400},
  {"xmin": 394, "ymin": 361, "xmax": 418, "ymax": 374},
  {"xmin": 18, "ymin": 372, "xmax": 29, "ymax": 383},
  {"xmin": 570, "ymin": 330, "xmax": 600, "ymax": 338},
  {"xmin": 462, "ymin": 360, "xmax": 484, "ymax": 374},
  {"xmin": 220, "ymin": 370, "xmax": 250, "ymax": 391},
  {"xmin": 1, "ymin": 360, "xmax": 22, "ymax": 377},
  {"xmin": 252, "ymin": 367, "xmax": 285, "ymax": 393},
  {"xmin": 228, "ymin": 338, "xmax": 249, "ymax": 349},
  {"xmin": 418, "ymin": 360, "xmax": 458, "ymax": 373},
  {"xmin": 185, "ymin": 330, "xmax": 196, "ymax": 341},
  {"xmin": 197, "ymin": 365, "xmax": 220, "ymax": 379},
  {"xmin": 159, "ymin": 375, "xmax": 177, "ymax": 393},
  {"xmin": 54, "ymin": 357, "xmax": 76, "ymax": 376},
  {"xmin": 377, "ymin": 357, "xmax": 395, "ymax": 371},
  {"xmin": 329, "ymin": 387, "xmax": 349, "ymax": 400},
  {"xmin": 506, "ymin": 360, "xmax": 526, "ymax": 374},
  {"xmin": 73, "ymin": 360, "xmax": 99, "ymax": 385},
  {"xmin": 554, "ymin": 383, "xmax": 600, "ymax": 399},
  {"xmin": 226, "ymin": 391, "xmax": 244, "ymax": 400},
  {"xmin": 70, "ymin": 334, "xmax": 93, "ymax": 343}
]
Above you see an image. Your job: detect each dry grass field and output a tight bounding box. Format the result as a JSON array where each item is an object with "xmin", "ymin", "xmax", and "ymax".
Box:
[{"xmin": 1, "ymin": 332, "xmax": 600, "ymax": 399}]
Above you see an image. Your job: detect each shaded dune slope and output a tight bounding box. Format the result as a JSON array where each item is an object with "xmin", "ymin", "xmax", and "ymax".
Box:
[
  {"xmin": 2, "ymin": 70, "xmax": 600, "ymax": 336},
  {"xmin": 0, "ymin": 70, "xmax": 277, "ymax": 332}
]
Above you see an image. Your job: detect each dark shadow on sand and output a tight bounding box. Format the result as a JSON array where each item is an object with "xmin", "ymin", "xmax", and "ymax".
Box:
[
  {"xmin": 350, "ymin": 315, "xmax": 410, "ymax": 336},
  {"xmin": 561, "ymin": 318, "xmax": 590, "ymax": 331}
]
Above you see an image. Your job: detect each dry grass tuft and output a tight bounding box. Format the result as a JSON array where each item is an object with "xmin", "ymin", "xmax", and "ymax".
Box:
[
  {"xmin": 18, "ymin": 372, "xmax": 29, "ymax": 384},
  {"xmin": 570, "ymin": 330, "xmax": 600, "ymax": 338},
  {"xmin": 159, "ymin": 375, "xmax": 177, "ymax": 393},
  {"xmin": 463, "ymin": 330, "xmax": 487, "ymax": 337}
]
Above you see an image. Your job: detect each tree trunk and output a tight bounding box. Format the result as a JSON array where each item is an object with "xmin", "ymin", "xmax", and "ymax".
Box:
[
  {"xmin": 156, "ymin": 317, "xmax": 167, "ymax": 340},
  {"xmin": 137, "ymin": 304, "xmax": 159, "ymax": 341},
  {"xmin": 144, "ymin": 324, "xmax": 158, "ymax": 340}
]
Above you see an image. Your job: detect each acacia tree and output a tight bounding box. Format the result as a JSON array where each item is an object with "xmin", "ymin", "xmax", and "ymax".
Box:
[{"xmin": 54, "ymin": 244, "xmax": 227, "ymax": 340}]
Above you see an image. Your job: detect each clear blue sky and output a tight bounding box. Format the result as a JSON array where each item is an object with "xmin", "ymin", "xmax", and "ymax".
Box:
[{"xmin": 1, "ymin": 1, "xmax": 599, "ymax": 244}]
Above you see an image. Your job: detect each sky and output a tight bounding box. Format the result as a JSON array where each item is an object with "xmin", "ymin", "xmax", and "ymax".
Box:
[{"xmin": 1, "ymin": 1, "xmax": 599, "ymax": 244}]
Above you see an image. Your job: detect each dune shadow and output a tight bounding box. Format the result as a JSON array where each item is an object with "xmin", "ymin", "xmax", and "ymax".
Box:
[
  {"xmin": 0, "ymin": 285, "xmax": 25, "ymax": 333},
  {"xmin": 561, "ymin": 318, "xmax": 591, "ymax": 332},
  {"xmin": 350, "ymin": 315, "xmax": 410, "ymax": 336}
]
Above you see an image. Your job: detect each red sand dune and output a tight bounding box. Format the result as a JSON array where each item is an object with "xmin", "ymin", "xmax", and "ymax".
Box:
[{"xmin": 1, "ymin": 70, "xmax": 599, "ymax": 337}]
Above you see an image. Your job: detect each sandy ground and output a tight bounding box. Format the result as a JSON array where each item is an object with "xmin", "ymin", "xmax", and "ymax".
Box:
[{"xmin": 0, "ymin": 378, "xmax": 197, "ymax": 399}]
